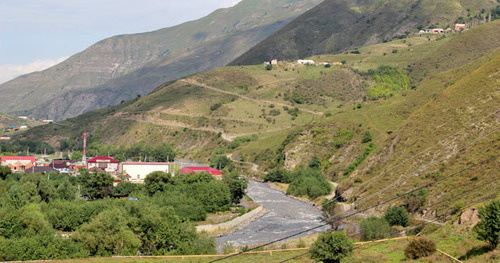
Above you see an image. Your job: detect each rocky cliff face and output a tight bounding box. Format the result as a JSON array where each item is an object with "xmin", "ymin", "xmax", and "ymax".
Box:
[{"xmin": 0, "ymin": 0, "xmax": 322, "ymax": 120}]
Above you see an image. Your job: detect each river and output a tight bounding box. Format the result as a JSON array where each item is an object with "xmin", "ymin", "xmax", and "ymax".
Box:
[{"xmin": 216, "ymin": 180, "xmax": 329, "ymax": 248}]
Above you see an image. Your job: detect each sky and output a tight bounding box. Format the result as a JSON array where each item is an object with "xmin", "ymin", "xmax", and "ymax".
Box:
[{"xmin": 0, "ymin": 0, "xmax": 241, "ymax": 84}]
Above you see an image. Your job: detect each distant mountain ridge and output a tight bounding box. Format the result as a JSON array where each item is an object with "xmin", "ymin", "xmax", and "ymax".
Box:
[
  {"xmin": 0, "ymin": 0, "xmax": 322, "ymax": 120},
  {"xmin": 231, "ymin": 0, "xmax": 497, "ymax": 65}
]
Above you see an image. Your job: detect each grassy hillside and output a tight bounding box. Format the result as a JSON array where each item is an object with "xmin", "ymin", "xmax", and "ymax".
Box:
[
  {"xmin": 17, "ymin": 21, "xmax": 500, "ymax": 220},
  {"xmin": 0, "ymin": 0, "xmax": 322, "ymax": 121},
  {"xmin": 0, "ymin": 113, "xmax": 42, "ymax": 131},
  {"xmin": 231, "ymin": 0, "xmax": 498, "ymax": 65}
]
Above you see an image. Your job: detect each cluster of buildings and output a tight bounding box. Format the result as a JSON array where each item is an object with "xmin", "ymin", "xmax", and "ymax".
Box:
[
  {"xmin": 417, "ymin": 24, "xmax": 467, "ymax": 34},
  {"xmin": 0, "ymin": 155, "xmax": 222, "ymax": 184},
  {"xmin": 264, "ymin": 59, "xmax": 343, "ymax": 67}
]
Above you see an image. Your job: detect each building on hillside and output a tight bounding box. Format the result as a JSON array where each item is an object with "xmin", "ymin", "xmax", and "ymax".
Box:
[
  {"xmin": 430, "ymin": 28, "xmax": 444, "ymax": 34},
  {"xmin": 297, "ymin": 59, "xmax": 315, "ymax": 65},
  {"xmin": 18, "ymin": 116, "xmax": 28, "ymax": 120},
  {"xmin": 119, "ymin": 162, "xmax": 170, "ymax": 182},
  {"xmin": 42, "ymin": 120, "xmax": 54, "ymax": 123},
  {"xmin": 86, "ymin": 156, "xmax": 119, "ymax": 175},
  {"xmin": 1, "ymin": 156, "xmax": 36, "ymax": 173},
  {"xmin": 0, "ymin": 135, "xmax": 11, "ymax": 140},
  {"xmin": 455, "ymin": 24, "xmax": 466, "ymax": 31},
  {"xmin": 271, "ymin": 59, "xmax": 278, "ymax": 65},
  {"xmin": 69, "ymin": 161, "xmax": 86, "ymax": 174},
  {"xmin": 180, "ymin": 167, "xmax": 222, "ymax": 178}
]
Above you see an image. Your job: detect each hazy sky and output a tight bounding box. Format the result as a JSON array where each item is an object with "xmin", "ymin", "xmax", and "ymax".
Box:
[{"xmin": 0, "ymin": 0, "xmax": 241, "ymax": 84}]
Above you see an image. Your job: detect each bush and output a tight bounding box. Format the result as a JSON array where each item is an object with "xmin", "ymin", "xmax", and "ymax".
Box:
[
  {"xmin": 385, "ymin": 206, "xmax": 409, "ymax": 227},
  {"xmin": 404, "ymin": 238, "xmax": 436, "ymax": 259},
  {"xmin": 287, "ymin": 168, "xmax": 332, "ymax": 199},
  {"xmin": 473, "ymin": 200, "xmax": 500, "ymax": 248},
  {"xmin": 310, "ymin": 231, "xmax": 354, "ymax": 263},
  {"xmin": 361, "ymin": 216, "xmax": 392, "ymax": 241},
  {"xmin": 264, "ymin": 169, "xmax": 291, "ymax": 183},
  {"xmin": 361, "ymin": 131, "xmax": 372, "ymax": 143}
]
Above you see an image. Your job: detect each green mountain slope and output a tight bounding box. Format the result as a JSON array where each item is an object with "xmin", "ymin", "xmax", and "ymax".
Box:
[
  {"xmin": 16, "ymin": 21, "xmax": 500, "ymax": 218},
  {"xmin": 231, "ymin": 0, "xmax": 497, "ymax": 65},
  {"xmin": 0, "ymin": 0, "xmax": 322, "ymax": 121}
]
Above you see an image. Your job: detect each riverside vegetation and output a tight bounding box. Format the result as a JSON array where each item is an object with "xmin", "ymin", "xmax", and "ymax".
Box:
[{"xmin": 0, "ymin": 167, "xmax": 247, "ymax": 261}]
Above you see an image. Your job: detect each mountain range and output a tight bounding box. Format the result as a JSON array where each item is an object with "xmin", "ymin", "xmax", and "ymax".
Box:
[{"xmin": 0, "ymin": 0, "xmax": 322, "ymax": 121}]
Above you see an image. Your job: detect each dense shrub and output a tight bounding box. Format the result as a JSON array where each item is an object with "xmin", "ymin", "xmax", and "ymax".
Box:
[
  {"xmin": 310, "ymin": 231, "xmax": 354, "ymax": 263},
  {"xmin": 287, "ymin": 168, "xmax": 332, "ymax": 199},
  {"xmin": 361, "ymin": 216, "xmax": 392, "ymax": 241},
  {"xmin": 264, "ymin": 169, "xmax": 291, "ymax": 183},
  {"xmin": 385, "ymin": 206, "xmax": 409, "ymax": 227},
  {"xmin": 404, "ymin": 238, "xmax": 436, "ymax": 259},
  {"xmin": 404, "ymin": 189, "xmax": 427, "ymax": 213}
]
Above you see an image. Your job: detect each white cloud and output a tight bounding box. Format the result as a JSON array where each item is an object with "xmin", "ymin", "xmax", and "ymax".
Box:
[{"xmin": 0, "ymin": 57, "xmax": 68, "ymax": 84}]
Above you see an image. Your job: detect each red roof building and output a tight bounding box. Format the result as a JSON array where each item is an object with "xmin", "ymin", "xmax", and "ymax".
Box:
[
  {"xmin": 180, "ymin": 167, "xmax": 222, "ymax": 177},
  {"xmin": 1, "ymin": 156, "xmax": 36, "ymax": 173},
  {"xmin": 87, "ymin": 156, "xmax": 119, "ymax": 175}
]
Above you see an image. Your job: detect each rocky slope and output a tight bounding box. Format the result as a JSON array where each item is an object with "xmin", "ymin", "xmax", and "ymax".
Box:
[{"xmin": 0, "ymin": 0, "xmax": 322, "ymax": 120}]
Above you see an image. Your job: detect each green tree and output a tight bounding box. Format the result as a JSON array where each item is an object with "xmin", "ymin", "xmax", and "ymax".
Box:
[
  {"xmin": 73, "ymin": 208, "xmax": 141, "ymax": 256},
  {"xmin": 2, "ymin": 184, "xmax": 29, "ymax": 209},
  {"xmin": 310, "ymin": 231, "xmax": 354, "ymax": 263},
  {"xmin": 473, "ymin": 200, "xmax": 500, "ymax": 248},
  {"xmin": 70, "ymin": 151, "xmax": 83, "ymax": 161},
  {"xmin": 144, "ymin": 171, "xmax": 172, "ymax": 195},
  {"xmin": 152, "ymin": 143, "xmax": 176, "ymax": 162},
  {"xmin": 361, "ymin": 216, "xmax": 392, "ymax": 241},
  {"xmin": 79, "ymin": 172, "xmax": 114, "ymax": 199},
  {"xmin": 0, "ymin": 165, "xmax": 11, "ymax": 180},
  {"xmin": 222, "ymin": 170, "xmax": 247, "ymax": 204},
  {"xmin": 385, "ymin": 206, "xmax": 409, "ymax": 227},
  {"xmin": 211, "ymin": 155, "xmax": 231, "ymax": 170}
]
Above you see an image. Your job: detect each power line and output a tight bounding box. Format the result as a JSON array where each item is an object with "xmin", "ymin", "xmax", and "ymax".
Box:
[
  {"xmin": 278, "ymin": 181, "xmax": 497, "ymax": 263},
  {"xmin": 317, "ymin": 115, "xmax": 499, "ymax": 213},
  {"xmin": 209, "ymin": 157, "xmax": 493, "ymax": 262},
  {"xmin": 355, "ymin": 126, "xmax": 499, "ymax": 207}
]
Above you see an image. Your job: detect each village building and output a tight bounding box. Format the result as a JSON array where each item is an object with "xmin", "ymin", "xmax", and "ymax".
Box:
[
  {"xmin": 42, "ymin": 120, "xmax": 54, "ymax": 123},
  {"xmin": 119, "ymin": 162, "xmax": 170, "ymax": 182},
  {"xmin": 86, "ymin": 156, "xmax": 119, "ymax": 175},
  {"xmin": 455, "ymin": 24, "xmax": 466, "ymax": 31},
  {"xmin": 271, "ymin": 59, "xmax": 278, "ymax": 65},
  {"xmin": 49, "ymin": 159, "xmax": 71, "ymax": 173},
  {"xmin": 180, "ymin": 166, "xmax": 222, "ymax": 178},
  {"xmin": 0, "ymin": 135, "xmax": 11, "ymax": 140},
  {"xmin": 25, "ymin": 166, "xmax": 57, "ymax": 174},
  {"xmin": 18, "ymin": 116, "xmax": 28, "ymax": 120},
  {"xmin": 297, "ymin": 59, "xmax": 315, "ymax": 65},
  {"xmin": 1, "ymin": 156, "xmax": 36, "ymax": 173}
]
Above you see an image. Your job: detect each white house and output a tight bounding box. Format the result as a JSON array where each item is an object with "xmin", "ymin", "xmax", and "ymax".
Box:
[
  {"xmin": 297, "ymin": 59, "xmax": 315, "ymax": 65},
  {"xmin": 119, "ymin": 162, "xmax": 170, "ymax": 182}
]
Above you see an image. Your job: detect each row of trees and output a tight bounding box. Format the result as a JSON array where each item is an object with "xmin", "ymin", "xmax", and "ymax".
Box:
[{"xmin": 0, "ymin": 165, "xmax": 247, "ymax": 261}]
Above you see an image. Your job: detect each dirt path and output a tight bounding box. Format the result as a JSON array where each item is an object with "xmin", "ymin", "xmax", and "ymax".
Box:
[
  {"xmin": 180, "ymin": 79, "xmax": 323, "ymax": 116},
  {"xmin": 226, "ymin": 153, "xmax": 261, "ymax": 173}
]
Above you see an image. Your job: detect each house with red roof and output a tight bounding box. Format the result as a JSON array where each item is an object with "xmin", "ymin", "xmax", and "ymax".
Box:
[
  {"xmin": 180, "ymin": 167, "xmax": 222, "ymax": 178},
  {"xmin": 1, "ymin": 156, "xmax": 36, "ymax": 173},
  {"xmin": 119, "ymin": 162, "xmax": 170, "ymax": 182},
  {"xmin": 86, "ymin": 156, "xmax": 119, "ymax": 175}
]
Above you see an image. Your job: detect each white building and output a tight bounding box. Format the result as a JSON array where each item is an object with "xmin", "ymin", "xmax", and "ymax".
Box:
[
  {"xmin": 297, "ymin": 59, "xmax": 315, "ymax": 65},
  {"xmin": 119, "ymin": 162, "xmax": 170, "ymax": 182}
]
